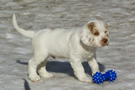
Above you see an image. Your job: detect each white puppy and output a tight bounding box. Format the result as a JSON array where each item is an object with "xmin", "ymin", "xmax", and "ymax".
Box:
[{"xmin": 12, "ymin": 14, "xmax": 109, "ymax": 83}]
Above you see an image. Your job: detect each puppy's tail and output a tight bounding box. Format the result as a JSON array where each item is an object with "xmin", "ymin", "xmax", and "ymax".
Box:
[{"xmin": 12, "ymin": 14, "xmax": 36, "ymax": 38}]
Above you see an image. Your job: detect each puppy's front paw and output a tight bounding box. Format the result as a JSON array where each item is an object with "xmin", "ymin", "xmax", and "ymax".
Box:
[
  {"xmin": 78, "ymin": 76, "xmax": 92, "ymax": 83},
  {"xmin": 29, "ymin": 74, "xmax": 41, "ymax": 82}
]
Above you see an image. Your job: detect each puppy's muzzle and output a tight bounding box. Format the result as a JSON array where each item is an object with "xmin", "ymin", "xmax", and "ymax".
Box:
[
  {"xmin": 103, "ymin": 38, "xmax": 108, "ymax": 43},
  {"xmin": 101, "ymin": 38, "xmax": 109, "ymax": 46}
]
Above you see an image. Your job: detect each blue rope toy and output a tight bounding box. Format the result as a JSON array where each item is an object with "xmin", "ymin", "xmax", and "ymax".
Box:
[{"xmin": 92, "ymin": 70, "xmax": 117, "ymax": 84}]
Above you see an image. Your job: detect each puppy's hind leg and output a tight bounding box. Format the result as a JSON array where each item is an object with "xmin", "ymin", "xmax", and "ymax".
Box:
[
  {"xmin": 28, "ymin": 57, "xmax": 41, "ymax": 82},
  {"xmin": 28, "ymin": 50, "xmax": 50, "ymax": 82},
  {"xmin": 37, "ymin": 55, "xmax": 54, "ymax": 79}
]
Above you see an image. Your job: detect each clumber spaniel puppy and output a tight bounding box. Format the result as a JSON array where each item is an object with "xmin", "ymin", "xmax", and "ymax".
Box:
[{"xmin": 12, "ymin": 14, "xmax": 109, "ymax": 83}]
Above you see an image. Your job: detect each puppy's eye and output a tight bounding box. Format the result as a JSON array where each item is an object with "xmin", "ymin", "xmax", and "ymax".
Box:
[
  {"xmin": 94, "ymin": 32, "xmax": 99, "ymax": 36},
  {"xmin": 104, "ymin": 31, "xmax": 107, "ymax": 33}
]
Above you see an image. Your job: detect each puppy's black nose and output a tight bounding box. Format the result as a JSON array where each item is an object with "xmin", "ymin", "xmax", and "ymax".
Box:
[{"xmin": 102, "ymin": 38, "xmax": 108, "ymax": 43}]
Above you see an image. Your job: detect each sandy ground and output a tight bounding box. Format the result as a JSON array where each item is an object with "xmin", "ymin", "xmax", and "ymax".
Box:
[{"xmin": 0, "ymin": 0, "xmax": 135, "ymax": 90}]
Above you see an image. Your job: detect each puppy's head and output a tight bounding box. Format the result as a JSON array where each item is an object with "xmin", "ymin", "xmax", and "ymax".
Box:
[{"xmin": 81, "ymin": 20, "xmax": 109, "ymax": 47}]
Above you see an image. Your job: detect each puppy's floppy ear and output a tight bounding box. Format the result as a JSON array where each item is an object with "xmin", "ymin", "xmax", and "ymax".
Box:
[
  {"xmin": 80, "ymin": 22, "xmax": 95, "ymax": 46},
  {"xmin": 87, "ymin": 22, "xmax": 95, "ymax": 34}
]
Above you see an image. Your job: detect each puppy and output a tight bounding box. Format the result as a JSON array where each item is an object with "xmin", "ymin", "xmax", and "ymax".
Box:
[{"xmin": 12, "ymin": 14, "xmax": 109, "ymax": 83}]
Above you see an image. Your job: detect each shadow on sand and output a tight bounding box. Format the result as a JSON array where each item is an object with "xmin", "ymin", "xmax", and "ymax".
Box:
[
  {"xmin": 23, "ymin": 79, "xmax": 31, "ymax": 90},
  {"xmin": 17, "ymin": 60, "xmax": 105, "ymax": 90},
  {"xmin": 16, "ymin": 60, "xmax": 105, "ymax": 76}
]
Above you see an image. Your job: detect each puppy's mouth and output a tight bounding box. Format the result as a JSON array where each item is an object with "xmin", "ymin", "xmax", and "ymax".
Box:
[{"xmin": 101, "ymin": 42, "xmax": 109, "ymax": 47}]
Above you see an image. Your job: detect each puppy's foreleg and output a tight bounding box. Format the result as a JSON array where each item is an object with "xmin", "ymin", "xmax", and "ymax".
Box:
[
  {"xmin": 69, "ymin": 56, "xmax": 91, "ymax": 83},
  {"xmin": 88, "ymin": 56, "xmax": 99, "ymax": 75}
]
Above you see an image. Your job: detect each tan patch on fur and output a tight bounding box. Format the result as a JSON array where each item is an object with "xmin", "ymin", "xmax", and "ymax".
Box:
[
  {"xmin": 107, "ymin": 34, "xmax": 109, "ymax": 38},
  {"xmin": 87, "ymin": 22, "xmax": 100, "ymax": 36},
  {"xmin": 87, "ymin": 22, "xmax": 95, "ymax": 34},
  {"xmin": 93, "ymin": 29, "xmax": 99, "ymax": 36}
]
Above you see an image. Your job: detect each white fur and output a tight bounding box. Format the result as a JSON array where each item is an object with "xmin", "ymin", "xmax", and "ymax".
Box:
[{"xmin": 12, "ymin": 14, "xmax": 109, "ymax": 83}]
